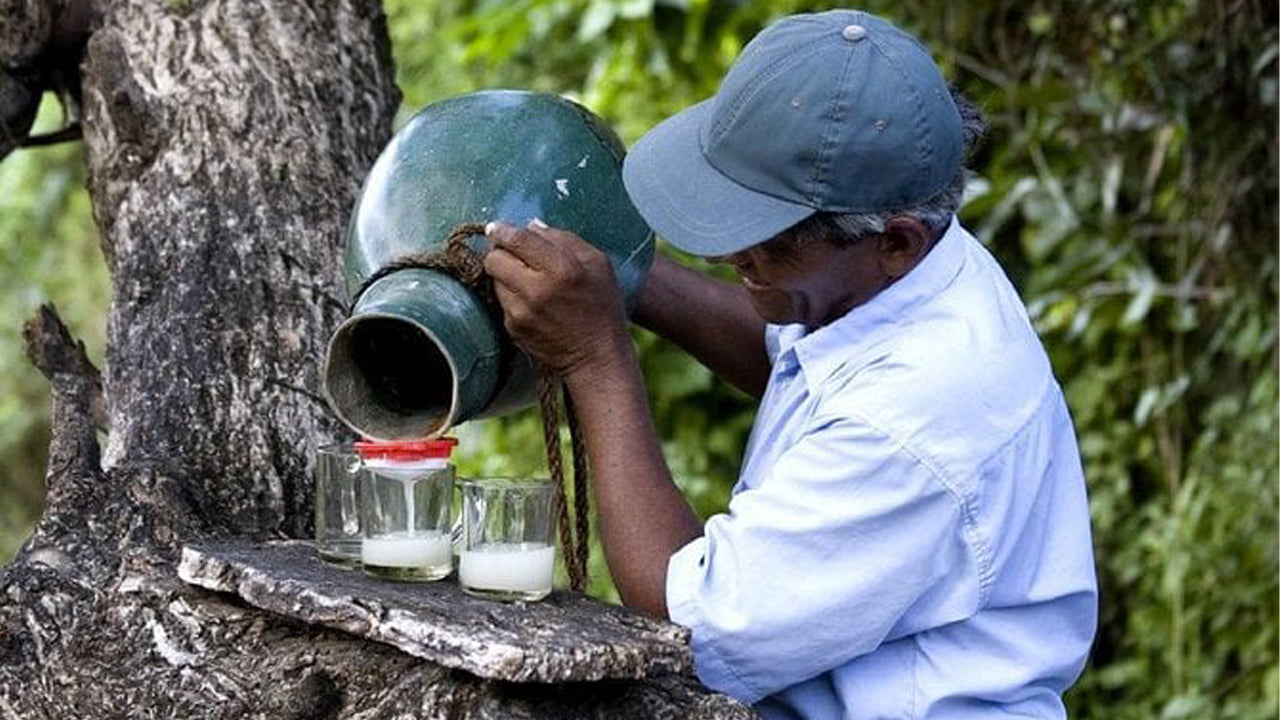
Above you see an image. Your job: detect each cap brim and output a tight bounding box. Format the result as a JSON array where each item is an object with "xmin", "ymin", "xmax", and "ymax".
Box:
[{"xmin": 622, "ymin": 100, "xmax": 815, "ymax": 257}]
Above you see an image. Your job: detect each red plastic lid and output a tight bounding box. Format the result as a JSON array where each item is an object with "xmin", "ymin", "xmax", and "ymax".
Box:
[{"xmin": 354, "ymin": 438, "xmax": 458, "ymax": 462}]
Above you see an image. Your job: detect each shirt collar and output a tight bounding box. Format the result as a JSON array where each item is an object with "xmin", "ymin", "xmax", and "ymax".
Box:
[{"xmin": 777, "ymin": 214, "xmax": 969, "ymax": 392}]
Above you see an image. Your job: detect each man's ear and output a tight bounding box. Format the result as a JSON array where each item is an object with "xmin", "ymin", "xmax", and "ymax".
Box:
[{"xmin": 875, "ymin": 217, "xmax": 934, "ymax": 279}]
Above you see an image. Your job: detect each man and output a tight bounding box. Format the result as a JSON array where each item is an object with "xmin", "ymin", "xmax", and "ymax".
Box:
[{"xmin": 483, "ymin": 9, "xmax": 1097, "ymax": 719}]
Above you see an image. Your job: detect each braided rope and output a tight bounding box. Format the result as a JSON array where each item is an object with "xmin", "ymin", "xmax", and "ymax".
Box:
[
  {"xmin": 538, "ymin": 370, "xmax": 587, "ymax": 591},
  {"xmin": 360, "ymin": 224, "xmax": 590, "ymax": 592},
  {"xmin": 353, "ymin": 222, "xmax": 491, "ymax": 308},
  {"xmin": 563, "ymin": 388, "xmax": 591, "ymax": 586}
]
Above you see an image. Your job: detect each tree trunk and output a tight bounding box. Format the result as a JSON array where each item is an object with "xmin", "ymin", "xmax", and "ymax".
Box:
[{"xmin": 0, "ymin": 2, "xmax": 752, "ymax": 717}]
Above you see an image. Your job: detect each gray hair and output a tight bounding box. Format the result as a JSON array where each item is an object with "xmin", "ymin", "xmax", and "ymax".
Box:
[{"xmin": 761, "ymin": 88, "xmax": 987, "ymax": 256}]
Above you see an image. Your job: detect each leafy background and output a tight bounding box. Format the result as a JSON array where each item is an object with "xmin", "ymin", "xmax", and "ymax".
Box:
[{"xmin": 1, "ymin": 1, "xmax": 1276, "ymax": 717}]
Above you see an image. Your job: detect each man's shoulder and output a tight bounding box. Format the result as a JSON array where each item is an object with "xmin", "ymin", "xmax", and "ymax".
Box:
[{"xmin": 812, "ymin": 307, "xmax": 1060, "ymax": 477}]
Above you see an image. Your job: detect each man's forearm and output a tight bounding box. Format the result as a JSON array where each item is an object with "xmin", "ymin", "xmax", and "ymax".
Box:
[
  {"xmin": 634, "ymin": 254, "xmax": 770, "ymax": 398},
  {"xmin": 564, "ymin": 334, "xmax": 703, "ymax": 618}
]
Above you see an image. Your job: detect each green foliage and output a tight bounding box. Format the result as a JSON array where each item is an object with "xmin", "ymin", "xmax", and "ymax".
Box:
[
  {"xmin": 0, "ymin": 96, "xmax": 107, "ymax": 562},
  {"xmin": 1, "ymin": 1, "xmax": 1275, "ymax": 717}
]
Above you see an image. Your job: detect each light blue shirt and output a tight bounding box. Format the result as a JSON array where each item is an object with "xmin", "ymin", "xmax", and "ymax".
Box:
[{"xmin": 666, "ymin": 217, "xmax": 1097, "ymax": 719}]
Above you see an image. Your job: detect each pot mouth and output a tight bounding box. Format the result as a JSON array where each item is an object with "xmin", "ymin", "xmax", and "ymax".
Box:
[{"xmin": 323, "ymin": 313, "xmax": 459, "ymax": 440}]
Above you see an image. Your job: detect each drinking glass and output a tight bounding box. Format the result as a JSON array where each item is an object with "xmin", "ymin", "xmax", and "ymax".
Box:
[
  {"xmin": 457, "ymin": 477, "xmax": 555, "ymax": 601},
  {"xmin": 313, "ymin": 444, "xmax": 364, "ymax": 567},
  {"xmin": 358, "ymin": 446, "xmax": 456, "ymax": 582}
]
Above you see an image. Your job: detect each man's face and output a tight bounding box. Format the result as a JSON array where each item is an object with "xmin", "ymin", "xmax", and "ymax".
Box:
[{"xmin": 712, "ymin": 233, "xmax": 889, "ymax": 329}]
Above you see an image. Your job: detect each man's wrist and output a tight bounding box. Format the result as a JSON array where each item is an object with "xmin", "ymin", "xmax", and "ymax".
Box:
[{"xmin": 564, "ymin": 328, "xmax": 636, "ymax": 394}]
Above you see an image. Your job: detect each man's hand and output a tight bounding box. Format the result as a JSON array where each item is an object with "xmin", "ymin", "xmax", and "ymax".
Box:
[
  {"xmin": 484, "ymin": 219, "xmax": 629, "ymax": 378},
  {"xmin": 484, "ymin": 218, "xmax": 703, "ymax": 618}
]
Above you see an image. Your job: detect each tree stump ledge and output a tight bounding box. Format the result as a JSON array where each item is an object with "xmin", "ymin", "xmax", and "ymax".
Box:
[{"xmin": 178, "ymin": 541, "xmax": 694, "ymax": 684}]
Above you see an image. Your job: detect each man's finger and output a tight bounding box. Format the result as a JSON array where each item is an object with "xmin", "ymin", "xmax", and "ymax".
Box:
[
  {"xmin": 492, "ymin": 280, "xmax": 520, "ymax": 313},
  {"xmin": 484, "ymin": 246, "xmax": 538, "ymax": 291},
  {"xmin": 492, "ymin": 282, "xmax": 533, "ymax": 336},
  {"xmin": 524, "ymin": 218, "xmax": 591, "ymax": 256},
  {"xmin": 485, "ymin": 221, "xmax": 562, "ymax": 271}
]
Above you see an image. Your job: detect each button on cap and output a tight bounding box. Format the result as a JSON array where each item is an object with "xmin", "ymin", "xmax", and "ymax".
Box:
[{"xmin": 842, "ymin": 24, "xmax": 867, "ymax": 42}]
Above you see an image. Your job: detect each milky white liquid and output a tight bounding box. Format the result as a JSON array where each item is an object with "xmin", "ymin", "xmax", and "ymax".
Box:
[
  {"xmin": 362, "ymin": 531, "xmax": 452, "ymax": 568},
  {"xmin": 459, "ymin": 543, "xmax": 555, "ymax": 594},
  {"xmin": 403, "ymin": 477, "xmax": 416, "ymax": 534},
  {"xmin": 363, "ymin": 461, "xmax": 448, "ymax": 538}
]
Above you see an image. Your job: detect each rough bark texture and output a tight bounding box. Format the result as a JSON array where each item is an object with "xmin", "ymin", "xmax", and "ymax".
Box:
[
  {"xmin": 84, "ymin": 0, "xmax": 390, "ymax": 537},
  {"xmin": 178, "ymin": 542, "xmax": 693, "ymax": 683},
  {"xmin": 0, "ymin": 1, "xmax": 754, "ymax": 717}
]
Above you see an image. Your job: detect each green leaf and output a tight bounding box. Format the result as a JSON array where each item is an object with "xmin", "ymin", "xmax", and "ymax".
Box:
[
  {"xmin": 577, "ymin": 2, "xmax": 616, "ymax": 42},
  {"xmin": 1121, "ymin": 268, "xmax": 1159, "ymax": 327}
]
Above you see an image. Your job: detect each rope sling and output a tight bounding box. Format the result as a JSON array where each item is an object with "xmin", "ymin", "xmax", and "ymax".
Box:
[{"xmin": 355, "ymin": 223, "xmax": 591, "ymax": 592}]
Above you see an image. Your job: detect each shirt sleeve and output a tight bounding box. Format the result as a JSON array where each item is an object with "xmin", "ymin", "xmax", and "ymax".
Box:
[{"xmin": 666, "ymin": 413, "xmax": 985, "ymax": 702}]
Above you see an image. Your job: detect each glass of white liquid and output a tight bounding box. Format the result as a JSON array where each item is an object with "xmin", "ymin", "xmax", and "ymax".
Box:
[
  {"xmin": 356, "ymin": 439, "xmax": 458, "ymax": 582},
  {"xmin": 313, "ymin": 443, "xmax": 365, "ymax": 567},
  {"xmin": 458, "ymin": 477, "xmax": 556, "ymax": 602}
]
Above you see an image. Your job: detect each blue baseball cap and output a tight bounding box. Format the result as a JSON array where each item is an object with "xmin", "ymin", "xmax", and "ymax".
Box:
[{"xmin": 622, "ymin": 10, "xmax": 963, "ymax": 257}]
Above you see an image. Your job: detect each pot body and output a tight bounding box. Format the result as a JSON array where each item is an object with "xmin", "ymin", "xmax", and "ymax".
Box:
[{"xmin": 325, "ymin": 90, "xmax": 654, "ymax": 440}]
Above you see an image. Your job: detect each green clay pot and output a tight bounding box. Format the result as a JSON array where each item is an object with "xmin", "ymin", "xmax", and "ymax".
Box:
[{"xmin": 324, "ymin": 90, "xmax": 654, "ymax": 440}]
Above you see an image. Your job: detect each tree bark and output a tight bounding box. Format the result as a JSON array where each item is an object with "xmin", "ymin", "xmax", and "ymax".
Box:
[{"xmin": 0, "ymin": 1, "xmax": 753, "ymax": 717}]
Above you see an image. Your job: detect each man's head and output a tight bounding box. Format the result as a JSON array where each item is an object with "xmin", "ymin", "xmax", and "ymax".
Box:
[
  {"xmin": 712, "ymin": 213, "xmax": 937, "ymax": 328},
  {"xmin": 716, "ymin": 90, "xmax": 986, "ymax": 328},
  {"xmin": 622, "ymin": 10, "xmax": 984, "ymax": 326}
]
